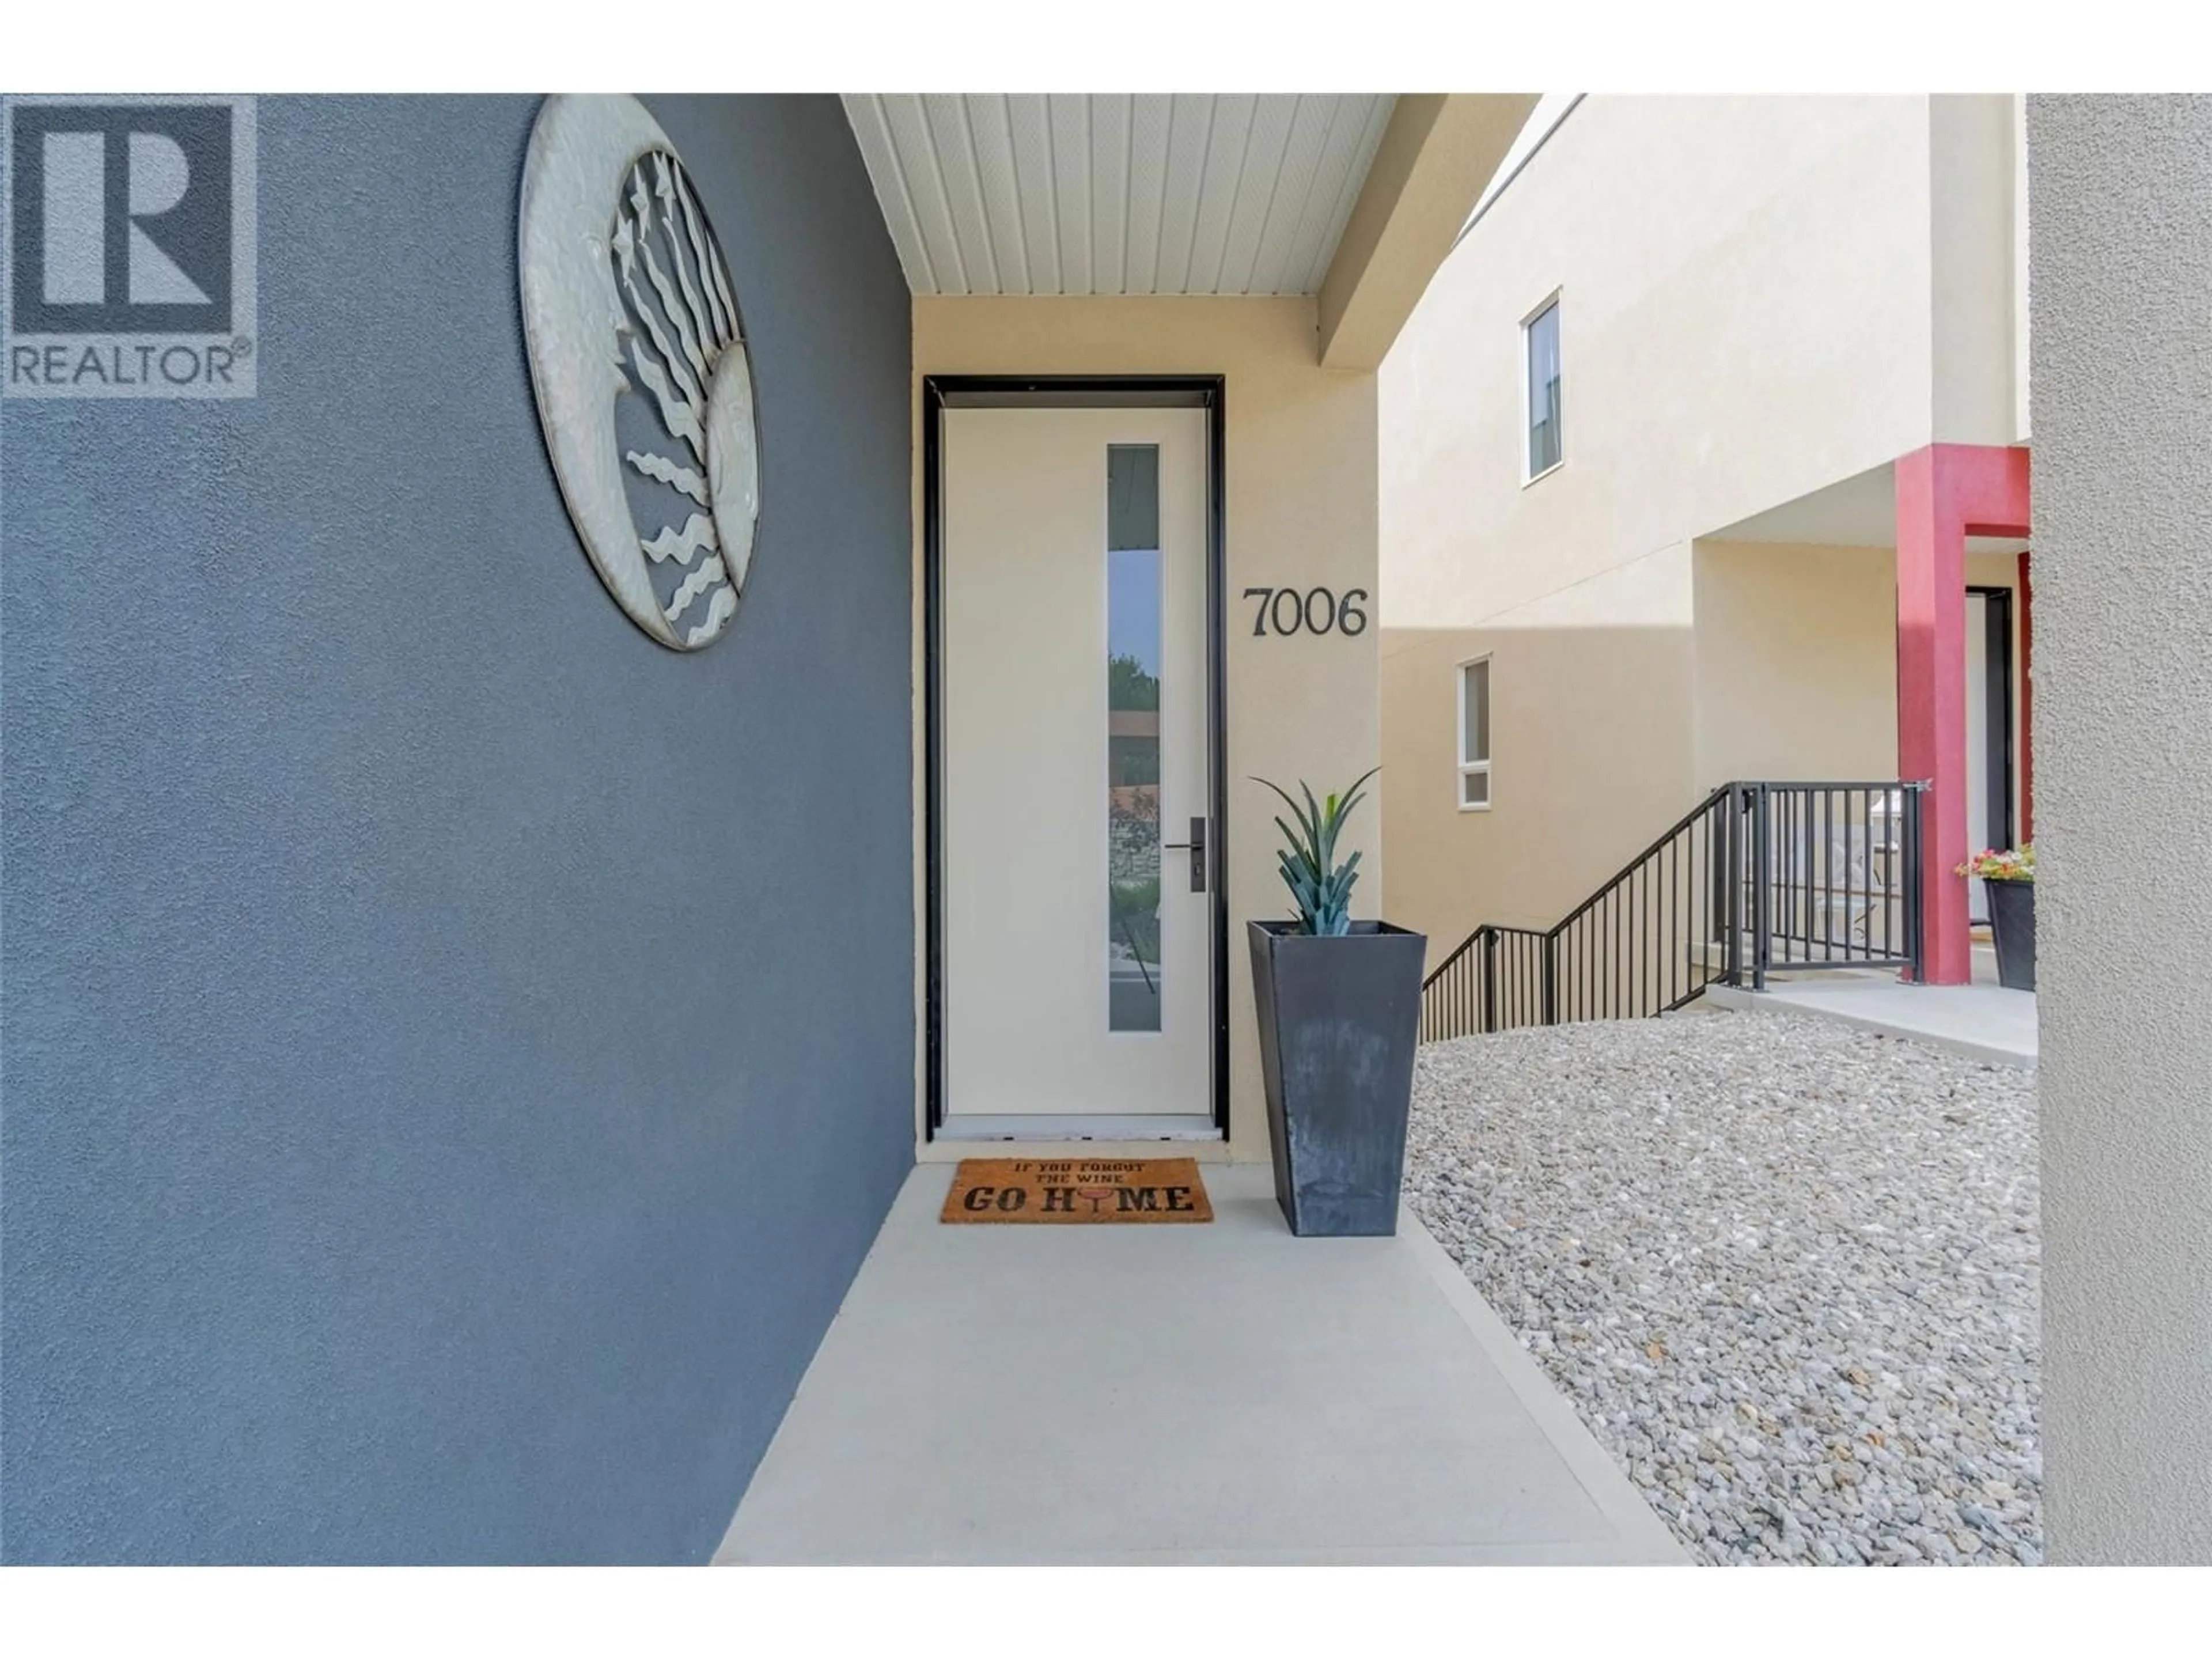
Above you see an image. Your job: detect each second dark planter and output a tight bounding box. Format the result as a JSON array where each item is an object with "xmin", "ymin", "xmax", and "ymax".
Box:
[
  {"xmin": 1987, "ymin": 880, "xmax": 2037, "ymax": 991},
  {"xmin": 1248, "ymin": 919, "xmax": 1427, "ymax": 1237}
]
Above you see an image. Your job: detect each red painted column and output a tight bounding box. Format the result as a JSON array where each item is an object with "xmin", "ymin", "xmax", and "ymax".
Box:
[
  {"xmin": 1893, "ymin": 444, "xmax": 2031, "ymax": 985},
  {"xmin": 1896, "ymin": 448, "xmax": 1972, "ymax": 984},
  {"xmin": 2017, "ymin": 550, "xmax": 2034, "ymax": 845}
]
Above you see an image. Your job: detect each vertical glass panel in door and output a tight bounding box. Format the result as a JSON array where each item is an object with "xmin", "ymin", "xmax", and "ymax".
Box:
[{"xmin": 1107, "ymin": 445, "xmax": 1162, "ymax": 1032}]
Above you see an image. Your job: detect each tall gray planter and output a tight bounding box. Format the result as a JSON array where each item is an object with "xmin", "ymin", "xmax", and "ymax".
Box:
[
  {"xmin": 1248, "ymin": 920, "xmax": 1427, "ymax": 1237},
  {"xmin": 1987, "ymin": 880, "xmax": 2037, "ymax": 991}
]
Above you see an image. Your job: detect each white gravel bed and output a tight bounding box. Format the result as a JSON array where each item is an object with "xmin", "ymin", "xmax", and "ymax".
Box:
[{"xmin": 1406, "ymin": 1009, "xmax": 2040, "ymax": 1566}]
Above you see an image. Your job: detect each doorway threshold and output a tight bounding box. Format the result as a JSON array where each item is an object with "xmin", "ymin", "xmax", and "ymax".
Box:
[{"xmin": 935, "ymin": 1113, "xmax": 1222, "ymax": 1143}]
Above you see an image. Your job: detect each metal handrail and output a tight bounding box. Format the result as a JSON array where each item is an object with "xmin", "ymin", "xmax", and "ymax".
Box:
[{"xmin": 1419, "ymin": 780, "xmax": 1925, "ymax": 1041}]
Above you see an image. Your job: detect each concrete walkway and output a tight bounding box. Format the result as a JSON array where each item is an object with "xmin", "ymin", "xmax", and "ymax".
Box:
[
  {"xmin": 717, "ymin": 1162, "xmax": 1683, "ymax": 1565},
  {"xmin": 1705, "ymin": 972, "xmax": 2036, "ymax": 1067}
]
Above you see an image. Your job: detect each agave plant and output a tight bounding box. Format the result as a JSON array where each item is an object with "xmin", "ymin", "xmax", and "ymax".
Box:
[{"xmin": 1255, "ymin": 768, "xmax": 1379, "ymax": 936}]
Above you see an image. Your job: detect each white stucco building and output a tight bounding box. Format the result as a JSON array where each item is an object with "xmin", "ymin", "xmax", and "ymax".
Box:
[{"xmin": 1381, "ymin": 95, "xmax": 2031, "ymax": 988}]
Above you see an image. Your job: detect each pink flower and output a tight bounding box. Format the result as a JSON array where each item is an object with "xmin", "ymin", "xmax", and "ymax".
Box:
[{"xmin": 1956, "ymin": 843, "xmax": 2035, "ymax": 882}]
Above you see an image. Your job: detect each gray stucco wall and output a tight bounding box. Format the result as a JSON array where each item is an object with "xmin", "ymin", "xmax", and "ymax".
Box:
[
  {"xmin": 2028, "ymin": 94, "xmax": 2212, "ymax": 1564},
  {"xmin": 1, "ymin": 95, "xmax": 915, "ymax": 1562}
]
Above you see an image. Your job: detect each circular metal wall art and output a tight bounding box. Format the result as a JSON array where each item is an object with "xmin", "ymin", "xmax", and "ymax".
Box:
[{"xmin": 519, "ymin": 94, "xmax": 759, "ymax": 650}]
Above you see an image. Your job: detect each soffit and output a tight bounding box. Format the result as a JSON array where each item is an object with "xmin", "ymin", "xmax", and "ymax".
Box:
[{"xmin": 840, "ymin": 94, "xmax": 1396, "ymax": 297}]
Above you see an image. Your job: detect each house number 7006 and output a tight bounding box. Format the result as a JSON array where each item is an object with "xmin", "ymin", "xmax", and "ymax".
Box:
[{"xmin": 1242, "ymin": 586, "xmax": 1369, "ymax": 638}]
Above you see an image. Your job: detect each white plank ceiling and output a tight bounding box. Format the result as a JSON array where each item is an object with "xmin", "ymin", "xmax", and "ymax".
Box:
[{"xmin": 841, "ymin": 94, "xmax": 1396, "ymax": 297}]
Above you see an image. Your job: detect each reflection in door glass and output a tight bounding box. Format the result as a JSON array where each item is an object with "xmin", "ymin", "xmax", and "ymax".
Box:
[{"xmin": 1107, "ymin": 445, "xmax": 1162, "ymax": 1033}]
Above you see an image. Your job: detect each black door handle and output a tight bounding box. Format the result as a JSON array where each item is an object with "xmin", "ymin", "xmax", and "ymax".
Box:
[{"xmin": 1161, "ymin": 817, "xmax": 1207, "ymax": 893}]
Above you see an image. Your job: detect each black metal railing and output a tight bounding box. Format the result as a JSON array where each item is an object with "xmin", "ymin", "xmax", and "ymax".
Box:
[{"xmin": 1419, "ymin": 780, "xmax": 1923, "ymax": 1042}]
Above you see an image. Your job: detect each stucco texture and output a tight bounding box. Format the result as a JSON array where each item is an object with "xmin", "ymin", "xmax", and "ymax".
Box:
[
  {"xmin": 1378, "ymin": 96, "xmax": 2030, "ymax": 959},
  {"xmin": 1692, "ymin": 541, "xmax": 2022, "ymax": 798},
  {"xmin": 1381, "ymin": 97, "xmax": 1934, "ymax": 958},
  {"xmin": 1, "ymin": 96, "xmax": 915, "ymax": 1562},
  {"xmin": 1380, "ymin": 549, "xmax": 1695, "ymax": 953},
  {"xmin": 2029, "ymin": 94, "xmax": 2212, "ymax": 1564},
  {"xmin": 1692, "ymin": 543, "xmax": 1902, "ymax": 789}
]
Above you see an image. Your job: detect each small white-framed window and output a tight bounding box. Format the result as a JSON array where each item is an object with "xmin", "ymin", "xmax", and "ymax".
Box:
[
  {"xmin": 1457, "ymin": 656, "xmax": 1491, "ymax": 809},
  {"xmin": 1522, "ymin": 295, "xmax": 1562, "ymax": 482}
]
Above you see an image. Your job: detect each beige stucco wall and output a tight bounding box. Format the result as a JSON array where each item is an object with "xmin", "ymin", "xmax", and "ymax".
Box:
[
  {"xmin": 1382, "ymin": 549, "xmax": 1695, "ymax": 964},
  {"xmin": 1382, "ymin": 97, "xmax": 1944, "ymax": 633},
  {"xmin": 1382, "ymin": 536, "xmax": 2029, "ymax": 968},
  {"xmin": 911, "ymin": 296, "xmax": 1380, "ymax": 1161},
  {"xmin": 1692, "ymin": 542, "xmax": 1901, "ymax": 787},
  {"xmin": 1691, "ymin": 539, "xmax": 2021, "ymax": 800},
  {"xmin": 2010, "ymin": 93, "xmax": 2033, "ymax": 444},
  {"xmin": 1931, "ymin": 94, "xmax": 2025, "ymax": 448},
  {"xmin": 1380, "ymin": 97, "xmax": 2025, "ymax": 949}
]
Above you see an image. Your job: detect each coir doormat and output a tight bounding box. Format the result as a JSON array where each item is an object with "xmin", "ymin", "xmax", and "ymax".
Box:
[{"xmin": 940, "ymin": 1158, "xmax": 1213, "ymax": 1225}]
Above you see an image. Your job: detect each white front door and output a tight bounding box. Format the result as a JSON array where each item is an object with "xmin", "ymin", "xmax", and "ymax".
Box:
[{"xmin": 941, "ymin": 406, "xmax": 1213, "ymax": 1128}]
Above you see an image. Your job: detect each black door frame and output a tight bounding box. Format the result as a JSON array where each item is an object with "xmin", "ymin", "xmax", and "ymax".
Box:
[
  {"xmin": 921, "ymin": 375, "xmax": 1229, "ymax": 1139},
  {"xmin": 1966, "ymin": 584, "xmax": 2017, "ymax": 922}
]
